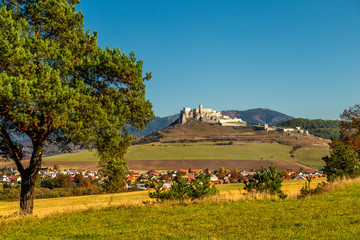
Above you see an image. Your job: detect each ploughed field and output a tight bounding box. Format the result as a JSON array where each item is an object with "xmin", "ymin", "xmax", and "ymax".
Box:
[{"xmin": 1, "ymin": 181, "xmax": 359, "ymax": 239}]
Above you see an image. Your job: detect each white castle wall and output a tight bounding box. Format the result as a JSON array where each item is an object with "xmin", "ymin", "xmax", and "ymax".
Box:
[{"xmin": 179, "ymin": 105, "xmax": 246, "ymax": 126}]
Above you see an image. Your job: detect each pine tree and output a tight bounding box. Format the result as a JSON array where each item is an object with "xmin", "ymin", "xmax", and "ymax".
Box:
[{"xmin": 0, "ymin": 0, "xmax": 153, "ymax": 214}]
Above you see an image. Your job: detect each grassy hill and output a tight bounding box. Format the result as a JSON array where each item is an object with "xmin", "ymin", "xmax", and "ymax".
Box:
[
  {"xmin": 295, "ymin": 149, "xmax": 330, "ymax": 169},
  {"xmin": 1, "ymin": 181, "xmax": 360, "ymax": 239}
]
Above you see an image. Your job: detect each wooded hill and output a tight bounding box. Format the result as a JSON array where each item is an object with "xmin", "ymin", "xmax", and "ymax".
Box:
[{"xmin": 277, "ymin": 118, "xmax": 340, "ymax": 139}]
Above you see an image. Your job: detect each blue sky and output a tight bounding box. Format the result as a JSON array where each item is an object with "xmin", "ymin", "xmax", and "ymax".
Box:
[{"xmin": 78, "ymin": 0, "xmax": 360, "ymax": 120}]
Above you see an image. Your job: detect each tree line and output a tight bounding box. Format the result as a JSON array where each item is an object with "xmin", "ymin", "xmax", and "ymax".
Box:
[{"xmin": 277, "ymin": 118, "xmax": 340, "ymax": 139}]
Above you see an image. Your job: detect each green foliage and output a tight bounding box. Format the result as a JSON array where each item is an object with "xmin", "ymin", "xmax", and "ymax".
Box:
[
  {"xmin": 40, "ymin": 176, "xmax": 54, "ymax": 189},
  {"xmin": 244, "ymin": 164, "xmax": 287, "ymax": 199},
  {"xmin": 0, "ymin": 187, "xmax": 106, "ymax": 201},
  {"xmin": 0, "ymin": 0, "xmax": 153, "ymax": 213},
  {"xmin": 73, "ymin": 174, "xmax": 93, "ymax": 188},
  {"xmin": 299, "ymin": 176, "xmax": 326, "ymax": 197},
  {"xmin": 149, "ymin": 173, "xmax": 218, "ymax": 202},
  {"xmin": 187, "ymin": 173, "xmax": 218, "ymax": 200},
  {"xmin": 53, "ymin": 174, "xmax": 71, "ymax": 188},
  {"xmin": 278, "ymin": 118, "xmax": 340, "ymax": 139},
  {"xmin": 322, "ymin": 139, "xmax": 360, "ymax": 181},
  {"xmin": 101, "ymin": 156, "xmax": 128, "ymax": 193}
]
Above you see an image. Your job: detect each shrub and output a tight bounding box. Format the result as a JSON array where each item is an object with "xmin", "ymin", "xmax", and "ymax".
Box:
[
  {"xmin": 149, "ymin": 173, "xmax": 218, "ymax": 202},
  {"xmin": 299, "ymin": 176, "xmax": 326, "ymax": 198},
  {"xmin": 244, "ymin": 164, "xmax": 287, "ymax": 199}
]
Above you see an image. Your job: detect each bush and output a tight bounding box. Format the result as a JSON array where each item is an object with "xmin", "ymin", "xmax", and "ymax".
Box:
[
  {"xmin": 299, "ymin": 176, "xmax": 326, "ymax": 198},
  {"xmin": 149, "ymin": 173, "xmax": 218, "ymax": 202},
  {"xmin": 244, "ymin": 164, "xmax": 287, "ymax": 199}
]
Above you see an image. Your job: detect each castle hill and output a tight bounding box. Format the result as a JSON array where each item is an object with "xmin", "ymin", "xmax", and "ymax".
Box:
[{"xmin": 0, "ymin": 1, "xmax": 359, "ymax": 239}]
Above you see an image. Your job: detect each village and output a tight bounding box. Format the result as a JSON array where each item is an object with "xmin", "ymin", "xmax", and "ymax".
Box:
[{"xmin": 0, "ymin": 166, "xmax": 324, "ymax": 191}]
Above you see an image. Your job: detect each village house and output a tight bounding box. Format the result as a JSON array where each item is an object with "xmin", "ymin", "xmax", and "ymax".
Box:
[
  {"xmin": 0, "ymin": 174, "xmax": 10, "ymax": 184},
  {"xmin": 9, "ymin": 175, "xmax": 21, "ymax": 184}
]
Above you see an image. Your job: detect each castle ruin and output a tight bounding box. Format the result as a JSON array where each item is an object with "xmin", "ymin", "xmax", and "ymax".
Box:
[{"xmin": 179, "ymin": 105, "xmax": 246, "ymax": 127}]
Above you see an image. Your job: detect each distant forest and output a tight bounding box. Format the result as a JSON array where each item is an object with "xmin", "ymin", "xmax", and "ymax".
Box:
[{"xmin": 277, "ymin": 118, "xmax": 340, "ymax": 139}]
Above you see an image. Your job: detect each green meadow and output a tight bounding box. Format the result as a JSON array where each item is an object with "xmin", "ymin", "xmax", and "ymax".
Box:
[
  {"xmin": 126, "ymin": 142, "xmax": 293, "ymax": 161},
  {"xmin": 1, "ymin": 182, "xmax": 359, "ymax": 239},
  {"xmin": 43, "ymin": 142, "xmax": 294, "ymax": 162},
  {"xmin": 295, "ymin": 149, "xmax": 330, "ymax": 168},
  {"xmin": 42, "ymin": 142, "xmax": 330, "ymax": 169},
  {"xmin": 43, "ymin": 150, "xmax": 100, "ymax": 162}
]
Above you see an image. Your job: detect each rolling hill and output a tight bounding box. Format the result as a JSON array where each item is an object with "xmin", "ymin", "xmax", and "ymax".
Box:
[{"xmin": 132, "ymin": 108, "xmax": 294, "ymax": 137}]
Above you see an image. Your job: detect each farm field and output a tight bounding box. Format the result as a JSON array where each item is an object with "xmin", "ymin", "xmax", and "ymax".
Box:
[
  {"xmin": 34, "ymin": 142, "xmax": 327, "ymax": 171},
  {"xmin": 1, "ymin": 180, "xmax": 359, "ymax": 239},
  {"xmin": 41, "ymin": 142, "xmax": 294, "ymax": 163},
  {"xmin": 295, "ymin": 148, "xmax": 330, "ymax": 169},
  {"xmin": 126, "ymin": 142, "xmax": 293, "ymax": 161}
]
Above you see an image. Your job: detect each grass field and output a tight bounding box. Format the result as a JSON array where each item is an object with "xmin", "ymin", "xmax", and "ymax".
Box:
[
  {"xmin": 1, "ymin": 179, "xmax": 359, "ymax": 239},
  {"xmin": 43, "ymin": 150, "xmax": 100, "ymax": 162},
  {"xmin": 0, "ymin": 178, "xmax": 325, "ymax": 218},
  {"xmin": 40, "ymin": 142, "xmax": 329, "ymax": 171},
  {"xmin": 126, "ymin": 142, "xmax": 293, "ymax": 161},
  {"xmin": 294, "ymin": 149, "xmax": 330, "ymax": 168},
  {"xmin": 43, "ymin": 143, "xmax": 294, "ymax": 162}
]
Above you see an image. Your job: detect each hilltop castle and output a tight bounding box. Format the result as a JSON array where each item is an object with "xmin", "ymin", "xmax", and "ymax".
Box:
[{"xmin": 179, "ymin": 105, "xmax": 246, "ymax": 127}]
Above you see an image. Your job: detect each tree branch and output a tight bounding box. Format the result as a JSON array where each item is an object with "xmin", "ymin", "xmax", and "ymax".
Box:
[{"xmin": 0, "ymin": 125, "xmax": 25, "ymax": 173}]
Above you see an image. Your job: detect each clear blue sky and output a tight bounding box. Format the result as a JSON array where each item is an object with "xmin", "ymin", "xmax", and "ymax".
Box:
[{"xmin": 78, "ymin": 0, "xmax": 360, "ymax": 120}]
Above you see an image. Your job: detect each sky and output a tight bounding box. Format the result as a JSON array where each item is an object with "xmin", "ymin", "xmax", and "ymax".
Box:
[{"xmin": 78, "ymin": 0, "xmax": 360, "ymax": 120}]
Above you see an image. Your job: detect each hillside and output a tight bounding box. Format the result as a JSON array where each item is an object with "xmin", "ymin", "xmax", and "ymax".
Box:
[
  {"xmin": 277, "ymin": 118, "xmax": 340, "ymax": 139},
  {"xmin": 135, "ymin": 118, "xmax": 330, "ymax": 149},
  {"xmin": 131, "ymin": 108, "xmax": 294, "ymax": 137}
]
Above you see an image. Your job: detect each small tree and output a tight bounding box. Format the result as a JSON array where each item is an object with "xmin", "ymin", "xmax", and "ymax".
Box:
[
  {"xmin": 149, "ymin": 173, "xmax": 218, "ymax": 202},
  {"xmin": 148, "ymin": 180, "xmax": 171, "ymax": 201},
  {"xmin": 74, "ymin": 174, "xmax": 93, "ymax": 188},
  {"xmin": 322, "ymin": 139, "xmax": 360, "ymax": 181},
  {"xmin": 169, "ymin": 176, "xmax": 189, "ymax": 201},
  {"xmin": 40, "ymin": 176, "xmax": 54, "ymax": 189},
  {"xmin": 244, "ymin": 164, "xmax": 287, "ymax": 199},
  {"xmin": 187, "ymin": 173, "xmax": 218, "ymax": 200},
  {"xmin": 53, "ymin": 173, "xmax": 71, "ymax": 188}
]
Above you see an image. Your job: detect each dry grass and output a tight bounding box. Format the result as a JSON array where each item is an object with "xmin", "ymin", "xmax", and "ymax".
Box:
[
  {"xmin": 304, "ymin": 177, "xmax": 360, "ymax": 197},
  {"xmin": 2, "ymin": 177, "xmax": 360, "ymax": 223},
  {"xmin": 0, "ymin": 191, "xmax": 150, "ymax": 221}
]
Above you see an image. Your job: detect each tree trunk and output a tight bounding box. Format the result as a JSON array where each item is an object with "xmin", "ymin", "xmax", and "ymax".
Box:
[
  {"xmin": 19, "ymin": 143, "xmax": 44, "ymax": 215},
  {"xmin": 20, "ymin": 171, "xmax": 36, "ymax": 215}
]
